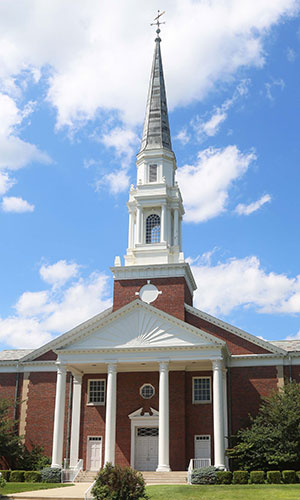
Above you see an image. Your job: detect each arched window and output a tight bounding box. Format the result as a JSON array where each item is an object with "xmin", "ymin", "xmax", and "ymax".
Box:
[{"xmin": 146, "ymin": 214, "xmax": 160, "ymax": 243}]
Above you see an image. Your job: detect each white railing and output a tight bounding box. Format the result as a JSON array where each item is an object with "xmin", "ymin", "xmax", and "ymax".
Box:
[
  {"xmin": 187, "ymin": 458, "xmax": 211, "ymax": 484},
  {"xmin": 61, "ymin": 459, "xmax": 83, "ymax": 483},
  {"xmin": 84, "ymin": 480, "xmax": 96, "ymax": 500}
]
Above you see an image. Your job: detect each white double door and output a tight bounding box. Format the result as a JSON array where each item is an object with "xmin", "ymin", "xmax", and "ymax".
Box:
[
  {"xmin": 87, "ymin": 436, "xmax": 102, "ymax": 471},
  {"xmin": 135, "ymin": 427, "xmax": 158, "ymax": 471}
]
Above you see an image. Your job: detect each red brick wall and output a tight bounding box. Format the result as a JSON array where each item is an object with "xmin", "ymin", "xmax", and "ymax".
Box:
[
  {"xmin": 25, "ymin": 371, "xmax": 71, "ymax": 459},
  {"xmin": 33, "ymin": 350, "xmax": 57, "ymax": 361},
  {"xmin": 113, "ymin": 277, "xmax": 192, "ymax": 321},
  {"xmin": 230, "ymin": 366, "xmax": 278, "ymax": 433},
  {"xmin": 169, "ymin": 371, "xmax": 186, "ymax": 470},
  {"xmin": 185, "ymin": 371, "xmax": 214, "ymax": 467},
  {"xmin": 185, "ymin": 311, "xmax": 272, "ymax": 355},
  {"xmin": 0, "ymin": 373, "xmax": 18, "ymax": 409}
]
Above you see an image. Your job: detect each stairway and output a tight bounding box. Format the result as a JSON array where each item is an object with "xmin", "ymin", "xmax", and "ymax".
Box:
[
  {"xmin": 141, "ymin": 471, "xmax": 187, "ymax": 484},
  {"xmin": 75, "ymin": 470, "xmax": 98, "ymax": 482}
]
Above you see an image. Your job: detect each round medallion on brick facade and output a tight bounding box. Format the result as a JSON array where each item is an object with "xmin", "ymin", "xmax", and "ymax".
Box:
[{"xmin": 139, "ymin": 282, "xmax": 160, "ymax": 303}]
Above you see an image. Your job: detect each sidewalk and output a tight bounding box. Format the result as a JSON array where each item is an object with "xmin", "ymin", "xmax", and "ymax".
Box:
[{"xmin": 7, "ymin": 483, "xmax": 92, "ymax": 500}]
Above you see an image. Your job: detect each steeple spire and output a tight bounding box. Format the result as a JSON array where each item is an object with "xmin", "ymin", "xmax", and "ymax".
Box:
[{"xmin": 139, "ymin": 16, "xmax": 173, "ymax": 153}]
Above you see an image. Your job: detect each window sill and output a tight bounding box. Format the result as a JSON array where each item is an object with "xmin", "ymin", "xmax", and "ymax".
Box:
[
  {"xmin": 192, "ymin": 400, "xmax": 212, "ymax": 405},
  {"xmin": 86, "ymin": 402, "xmax": 105, "ymax": 406}
]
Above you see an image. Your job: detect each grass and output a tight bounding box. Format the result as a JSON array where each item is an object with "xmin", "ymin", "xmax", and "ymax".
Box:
[
  {"xmin": 0, "ymin": 482, "xmax": 72, "ymax": 495},
  {"xmin": 146, "ymin": 484, "xmax": 300, "ymax": 500}
]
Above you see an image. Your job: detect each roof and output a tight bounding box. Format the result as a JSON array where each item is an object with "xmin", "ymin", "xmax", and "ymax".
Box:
[
  {"xmin": 270, "ymin": 340, "xmax": 300, "ymax": 352},
  {"xmin": 0, "ymin": 349, "xmax": 34, "ymax": 361},
  {"xmin": 139, "ymin": 31, "xmax": 173, "ymax": 153}
]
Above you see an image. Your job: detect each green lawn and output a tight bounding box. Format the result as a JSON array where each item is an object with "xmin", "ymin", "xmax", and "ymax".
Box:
[
  {"xmin": 0, "ymin": 482, "xmax": 72, "ymax": 495},
  {"xmin": 146, "ymin": 484, "xmax": 300, "ymax": 500}
]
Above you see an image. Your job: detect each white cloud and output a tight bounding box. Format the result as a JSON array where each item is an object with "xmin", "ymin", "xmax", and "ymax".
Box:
[
  {"xmin": 175, "ymin": 128, "xmax": 190, "ymax": 145},
  {"xmin": 286, "ymin": 329, "xmax": 300, "ymax": 340},
  {"xmin": 0, "ymin": 171, "xmax": 15, "ymax": 195},
  {"xmin": 287, "ymin": 47, "xmax": 297, "ymax": 62},
  {"xmin": 96, "ymin": 168, "xmax": 130, "ymax": 195},
  {"xmin": 235, "ymin": 193, "xmax": 271, "ymax": 215},
  {"xmin": 265, "ymin": 79, "xmax": 285, "ymax": 101},
  {"xmin": 0, "ymin": 1, "xmax": 298, "ymax": 129},
  {"xmin": 101, "ymin": 127, "xmax": 139, "ymax": 160},
  {"xmin": 191, "ymin": 253, "xmax": 300, "ymax": 316},
  {"xmin": 177, "ymin": 145, "xmax": 256, "ymax": 222},
  {"xmin": 40, "ymin": 260, "xmax": 80, "ymax": 287},
  {"xmin": 0, "ymin": 261, "xmax": 112, "ymax": 348},
  {"xmin": 2, "ymin": 196, "xmax": 35, "ymax": 213}
]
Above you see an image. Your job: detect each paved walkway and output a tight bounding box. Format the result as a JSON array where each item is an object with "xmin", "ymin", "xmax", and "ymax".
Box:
[{"xmin": 7, "ymin": 483, "xmax": 92, "ymax": 500}]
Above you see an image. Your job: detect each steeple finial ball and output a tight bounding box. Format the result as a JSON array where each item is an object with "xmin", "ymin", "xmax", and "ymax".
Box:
[{"xmin": 151, "ymin": 10, "xmax": 165, "ymax": 41}]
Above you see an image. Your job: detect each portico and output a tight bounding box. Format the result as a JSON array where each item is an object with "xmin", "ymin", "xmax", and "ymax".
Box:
[{"xmin": 50, "ymin": 301, "xmax": 228, "ymax": 471}]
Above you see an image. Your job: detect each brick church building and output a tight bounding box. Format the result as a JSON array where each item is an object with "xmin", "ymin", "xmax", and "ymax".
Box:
[{"xmin": 1, "ymin": 26, "xmax": 300, "ymax": 474}]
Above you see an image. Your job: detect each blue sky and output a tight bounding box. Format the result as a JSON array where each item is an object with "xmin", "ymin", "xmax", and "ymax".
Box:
[{"xmin": 0, "ymin": 0, "xmax": 300, "ymax": 350}]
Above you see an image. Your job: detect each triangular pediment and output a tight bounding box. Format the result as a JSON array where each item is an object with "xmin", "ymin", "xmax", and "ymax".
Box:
[{"xmin": 60, "ymin": 301, "xmax": 224, "ymax": 352}]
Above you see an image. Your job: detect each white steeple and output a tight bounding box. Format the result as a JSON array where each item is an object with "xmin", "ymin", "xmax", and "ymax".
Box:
[{"xmin": 124, "ymin": 26, "xmax": 185, "ymax": 267}]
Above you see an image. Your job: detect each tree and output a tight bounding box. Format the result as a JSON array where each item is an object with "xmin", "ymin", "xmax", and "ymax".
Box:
[
  {"xmin": 0, "ymin": 399, "xmax": 23, "ymax": 469},
  {"xmin": 227, "ymin": 381, "xmax": 300, "ymax": 471}
]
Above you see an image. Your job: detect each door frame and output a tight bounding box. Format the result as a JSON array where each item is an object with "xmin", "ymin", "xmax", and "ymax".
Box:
[
  {"xmin": 194, "ymin": 434, "xmax": 211, "ymax": 464},
  {"xmin": 128, "ymin": 407, "xmax": 159, "ymax": 469},
  {"xmin": 87, "ymin": 435, "xmax": 102, "ymax": 471}
]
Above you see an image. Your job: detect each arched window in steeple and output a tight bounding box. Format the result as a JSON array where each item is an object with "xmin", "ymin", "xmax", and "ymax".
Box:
[{"xmin": 146, "ymin": 214, "xmax": 160, "ymax": 243}]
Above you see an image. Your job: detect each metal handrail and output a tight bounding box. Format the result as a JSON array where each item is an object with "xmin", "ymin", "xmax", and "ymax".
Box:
[
  {"xmin": 84, "ymin": 480, "xmax": 96, "ymax": 500},
  {"xmin": 187, "ymin": 458, "xmax": 211, "ymax": 484},
  {"xmin": 61, "ymin": 459, "xmax": 83, "ymax": 483}
]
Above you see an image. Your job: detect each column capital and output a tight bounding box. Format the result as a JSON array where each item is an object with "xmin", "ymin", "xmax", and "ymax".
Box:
[
  {"xmin": 56, "ymin": 362, "xmax": 67, "ymax": 375},
  {"xmin": 73, "ymin": 373, "xmax": 83, "ymax": 384},
  {"xmin": 107, "ymin": 363, "xmax": 117, "ymax": 374},
  {"xmin": 159, "ymin": 361, "xmax": 169, "ymax": 373},
  {"xmin": 212, "ymin": 359, "xmax": 224, "ymax": 371}
]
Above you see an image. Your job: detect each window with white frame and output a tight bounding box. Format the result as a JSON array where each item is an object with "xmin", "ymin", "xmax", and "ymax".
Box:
[
  {"xmin": 140, "ymin": 383, "xmax": 155, "ymax": 399},
  {"xmin": 88, "ymin": 379, "xmax": 106, "ymax": 405},
  {"xmin": 193, "ymin": 377, "xmax": 211, "ymax": 403},
  {"xmin": 149, "ymin": 164, "xmax": 158, "ymax": 182},
  {"xmin": 146, "ymin": 214, "xmax": 160, "ymax": 243}
]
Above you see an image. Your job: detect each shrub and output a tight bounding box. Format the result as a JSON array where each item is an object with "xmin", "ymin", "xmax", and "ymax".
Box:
[
  {"xmin": 216, "ymin": 471, "xmax": 232, "ymax": 484},
  {"xmin": 91, "ymin": 463, "xmax": 148, "ymax": 500},
  {"xmin": 10, "ymin": 470, "xmax": 25, "ymax": 482},
  {"xmin": 250, "ymin": 471, "xmax": 265, "ymax": 484},
  {"xmin": 0, "ymin": 472, "xmax": 6, "ymax": 489},
  {"xmin": 0, "ymin": 470, "xmax": 11, "ymax": 481},
  {"xmin": 191, "ymin": 466, "xmax": 219, "ymax": 485},
  {"xmin": 41, "ymin": 467, "xmax": 61, "ymax": 483},
  {"xmin": 232, "ymin": 470, "xmax": 249, "ymax": 484},
  {"xmin": 296, "ymin": 471, "xmax": 300, "ymax": 482},
  {"xmin": 282, "ymin": 470, "xmax": 297, "ymax": 484},
  {"xmin": 24, "ymin": 471, "xmax": 42, "ymax": 482},
  {"xmin": 267, "ymin": 471, "xmax": 281, "ymax": 484}
]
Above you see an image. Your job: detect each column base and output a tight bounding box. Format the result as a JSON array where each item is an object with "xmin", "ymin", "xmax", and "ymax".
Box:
[
  {"xmin": 156, "ymin": 465, "xmax": 171, "ymax": 472},
  {"xmin": 51, "ymin": 462, "xmax": 62, "ymax": 469},
  {"xmin": 214, "ymin": 463, "xmax": 226, "ymax": 470}
]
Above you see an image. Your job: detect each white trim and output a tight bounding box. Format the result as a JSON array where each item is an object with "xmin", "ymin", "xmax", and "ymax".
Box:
[
  {"xmin": 87, "ymin": 379, "xmax": 106, "ymax": 406},
  {"xmin": 192, "ymin": 376, "xmax": 212, "ymax": 404},
  {"xmin": 128, "ymin": 407, "xmax": 159, "ymax": 468},
  {"xmin": 140, "ymin": 383, "xmax": 155, "ymax": 399},
  {"xmin": 185, "ymin": 303, "xmax": 285, "ymax": 355},
  {"xmin": 86, "ymin": 435, "xmax": 102, "ymax": 471}
]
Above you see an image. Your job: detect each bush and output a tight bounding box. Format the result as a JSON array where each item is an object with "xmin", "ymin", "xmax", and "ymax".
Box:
[
  {"xmin": 41, "ymin": 467, "xmax": 61, "ymax": 483},
  {"xmin": 296, "ymin": 471, "xmax": 300, "ymax": 482},
  {"xmin": 216, "ymin": 471, "xmax": 232, "ymax": 484},
  {"xmin": 250, "ymin": 471, "xmax": 265, "ymax": 484},
  {"xmin": 282, "ymin": 470, "xmax": 297, "ymax": 484},
  {"xmin": 10, "ymin": 470, "xmax": 25, "ymax": 482},
  {"xmin": 191, "ymin": 466, "xmax": 219, "ymax": 485},
  {"xmin": 0, "ymin": 470, "xmax": 11, "ymax": 481},
  {"xmin": 24, "ymin": 471, "xmax": 42, "ymax": 483},
  {"xmin": 232, "ymin": 470, "xmax": 249, "ymax": 484},
  {"xmin": 91, "ymin": 463, "xmax": 148, "ymax": 500},
  {"xmin": 0, "ymin": 473, "xmax": 6, "ymax": 489},
  {"xmin": 16, "ymin": 445, "xmax": 51, "ymax": 471},
  {"xmin": 267, "ymin": 471, "xmax": 281, "ymax": 484}
]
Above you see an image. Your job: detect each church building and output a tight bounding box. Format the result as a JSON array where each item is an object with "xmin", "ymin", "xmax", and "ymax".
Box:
[{"xmin": 1, "ymin": 26, "xmax": 300, "ymax": 475}]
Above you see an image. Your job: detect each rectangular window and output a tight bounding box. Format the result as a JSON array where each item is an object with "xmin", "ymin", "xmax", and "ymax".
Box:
[
  {"xmin": 193, "ymin": 377, "xmax": 211, "ymax": 403},
  {"xmin": 149, "ymin": 164, "xmax": 157, "ymax": 182},
  {"xmin": 88, "ymin": 379, "xmax": 106, "ymax": 405}
]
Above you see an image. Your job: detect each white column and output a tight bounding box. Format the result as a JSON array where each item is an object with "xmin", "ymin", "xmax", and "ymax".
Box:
[
  {"xmin": 156, "ymin": 362, "xmax": 171, "ymax": 471},
  {"xmin": 51, "ymin": 364, "xmax": 67, "ymax": 468},
  {"xmin": 223, "ymin": 368, "xmax": 229, "ymax": 469},
  {"xmin": 136, "ymin": 206, "xmax": 142, "ymax": 244},
  {"xmin": 104, "ymin": 363, "xmax": 117, "ymax": 465},
  {"xmin": 128, "ymin": 211, "xmax": 133, "ymax": 249},
  {"xmin": 213, "ymin": 360, "xmax": 225, "ymax": 469},
  {"xmin": 69, "ymin": 373, "xmax": 82, "ymax": 468},
  {"xmin": 161, "ymin": 204, "xmax": 166, "ymax": 243},
  {"xmin": 174, "ymin": 208, "xmax": 179, "ymax": 246}
]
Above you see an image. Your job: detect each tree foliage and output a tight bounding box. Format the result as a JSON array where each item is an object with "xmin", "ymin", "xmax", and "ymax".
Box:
[
  {"xmin": 227, "ymin": 381, "xmax": 300, "ymax": 471},
  {"xmin": 0, "ymin": 399, "xmax": 23, "ymax": 469},
  {"xmin": 92, "ymin": 463, "xmax": 148, "ymax": 500}
]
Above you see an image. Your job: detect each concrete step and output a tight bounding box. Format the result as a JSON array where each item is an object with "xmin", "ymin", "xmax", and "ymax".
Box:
[
  {"xmin": 75, "ymin": 471, "xmax": 97, "ymax": 483},
  {"xmin": 141, "ymin": 471, "xmax": 187, "ymax": 484}
]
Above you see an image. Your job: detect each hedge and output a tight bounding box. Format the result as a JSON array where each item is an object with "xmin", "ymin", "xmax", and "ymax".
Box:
[
  {"xmin": 249, "ymin": 471, "xmax": 265, "ymax": 484},
  {"xmin": 0, "ymin": 470, "xmax": 11, "ymax": 481},
  {"xmin": 267, "ymin": 471, "xmax": 281, "ymax": 484},
  {"xmin": 216, "ymin": 471, "xmax": 232, "ymax": 484},
  {"xmin": 10, "ymin": 470, "xmax": 26, "ymax": 482},
  {"xmin": 282, "ymin": 470, "xmax": 297, "ymax": 484},
  {"xmin": 24, "ymin": 471, "xmax": 42, "ymax": 482},
  {"xmin": 232, "ymin": 471, "xmax": 249, "ymax": 484},
  {"xmin": 41, "ymin": 467, "xmax": 61, "ymax": 483}
]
